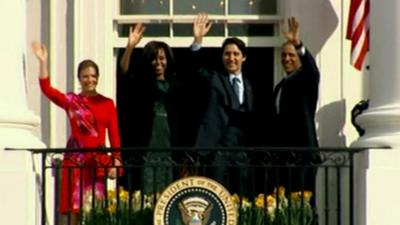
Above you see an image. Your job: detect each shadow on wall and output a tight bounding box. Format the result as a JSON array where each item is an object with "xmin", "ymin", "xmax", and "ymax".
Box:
[
  {"xmin": 315, "ymin": 99, "xmax": 346, "ymax": 147},
  {"xmin": 283, "ymin": 0, "xmax": 339, "ymax": 56}
]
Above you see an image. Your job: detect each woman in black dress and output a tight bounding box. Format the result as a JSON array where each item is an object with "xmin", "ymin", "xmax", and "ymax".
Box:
[{"xmin": 118, "ymin": 24, "xmax": 179, "ymax": 194}]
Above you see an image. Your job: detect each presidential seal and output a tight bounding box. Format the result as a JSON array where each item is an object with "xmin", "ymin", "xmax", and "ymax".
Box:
[{"xmin": 154, "ymin": 176, "xmax": 237, "ymax": 225}]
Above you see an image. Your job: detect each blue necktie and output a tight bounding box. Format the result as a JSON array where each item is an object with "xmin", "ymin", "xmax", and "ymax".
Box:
[{"xmin": 232, "ymin": 77, "xmax": 241, "ymax": 103}]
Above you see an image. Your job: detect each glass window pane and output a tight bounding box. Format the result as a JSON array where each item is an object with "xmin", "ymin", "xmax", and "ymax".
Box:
[
  {"xmin": 229, "ymin": 0, "xmax": 277, "ymax": 15},
  {"xmin": 228, "ymin": 24, "xmax": 274, "ymax": 36},
  {"xmin": 120, "ymin": 0, "xmax": 169, "ymax": 15},
  {"xmin": 118, "ymin": 24, "xmax": 170, "ymax": 37},
  {"xmin": 173, "ymin": 24, "xmax": 224, "ymax": 37},
  {"xmin": 174, "ymin": 0, "xmax": 225, "ymax": 15}
]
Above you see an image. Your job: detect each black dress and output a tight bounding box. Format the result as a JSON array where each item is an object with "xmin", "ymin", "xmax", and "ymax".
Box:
[{"xmin": 143, "ymin": 80, "xmax": 173, "ymax": 194}]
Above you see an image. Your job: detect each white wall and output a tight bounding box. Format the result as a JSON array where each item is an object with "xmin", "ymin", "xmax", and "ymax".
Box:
[
  {"xmin": 0, "ymin": 1, "xmax": 46, "ymax": 225},
  {"xmin": 25, "ymin": 0, "xmax": 369, "ymax": 148}
]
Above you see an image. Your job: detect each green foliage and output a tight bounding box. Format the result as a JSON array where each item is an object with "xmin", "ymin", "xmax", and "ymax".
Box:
[
  {"xmin": 234, "ymin": 187, "xmax": 317, "ymax": 225},
  {"xmin": 82, "ymin": 186, "xmax": 316, "ymax": 225},
  {"xmin": 82, "ymin": 187, "xmax": 155, "ymax": 225}
]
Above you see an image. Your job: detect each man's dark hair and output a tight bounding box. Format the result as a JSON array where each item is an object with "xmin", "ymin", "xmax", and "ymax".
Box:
[{"xmin": 222, "ymin": 37, "xmax": 247, "ymax": 57}]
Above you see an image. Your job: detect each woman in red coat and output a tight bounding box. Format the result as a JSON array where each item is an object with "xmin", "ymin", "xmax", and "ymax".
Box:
[{"xmin": 32, "ymin": 42, "xmax": 122, "ymax": 225}]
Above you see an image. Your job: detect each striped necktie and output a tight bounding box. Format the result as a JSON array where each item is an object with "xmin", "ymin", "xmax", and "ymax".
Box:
[{"xmin": 232, "ymin": 77, "xmax": 241, "ymax": 103}]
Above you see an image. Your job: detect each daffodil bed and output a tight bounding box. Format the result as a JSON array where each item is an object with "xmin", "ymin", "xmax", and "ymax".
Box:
[
  {"xmin": 82, "ymin": 186, "xmax": 316, "ymax": 225},
  {"xmin": 234, "ymin": 187, "xmax": 316, "ymax": 225}
]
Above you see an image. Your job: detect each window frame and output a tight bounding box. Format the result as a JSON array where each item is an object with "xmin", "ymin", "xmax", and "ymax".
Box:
[{"xmin": 113, "ymin": 0, "xmax": 283, "ymax": 48}]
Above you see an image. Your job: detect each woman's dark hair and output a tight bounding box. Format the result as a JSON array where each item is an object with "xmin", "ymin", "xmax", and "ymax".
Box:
[
  {"xmin": 141, "ymin": 41, "xmax": 175, "ymax": 81},
  {"xmin": 222, "ymin": 37, "xmax": 247, "ymax": 57},
  {"xmin": 77, "ymin": 59, "xmax": 99, "ymax": 78}
]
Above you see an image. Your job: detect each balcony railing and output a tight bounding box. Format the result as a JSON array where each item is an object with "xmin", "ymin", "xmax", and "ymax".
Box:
[{"xmin": 27, "ymin": 147, "xmax": 366, "ymax": 225}]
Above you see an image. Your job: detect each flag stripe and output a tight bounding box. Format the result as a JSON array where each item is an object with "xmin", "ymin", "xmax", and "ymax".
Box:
[
  {"xmin": 354, "ymin": 30, "xmax": 369, "ymax": 70},
  {"xmin": 346, "ymin": 0, "xmax": 369, "ymax": 70},
  {"xmin": 346, "ymin": 0, "xmax": 363, "ymax": 38},
  {"xmin": 351, "ymin": 27, "xmax": 366, "ymax": 61}
]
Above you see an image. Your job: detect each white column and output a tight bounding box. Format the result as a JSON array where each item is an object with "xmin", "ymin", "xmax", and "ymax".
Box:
[
  {"xmin": 354, "ymin": 150, "xmax": 400, "ymax": 225},
  {"xmin": 351, "ymin": 2, "xmax": 400, "ymax": 225},
  {"xmin": 352, "ymin": 1, "xmax": 400, "ymax": 148},
  {"xmin": 0, "ymin": 1, "xmax": 45, "ymax": 225},
  {"xmin": 0, "ymin": 0, "xmax": 44, "ymax": 149}
]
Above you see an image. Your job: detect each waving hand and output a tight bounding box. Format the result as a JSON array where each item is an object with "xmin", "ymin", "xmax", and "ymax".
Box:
[
  {"xmin": 120, "ymin": 23, "xmax": 146, "ymax": 74},
  {"xmin": 31, "ymin": 41, "xmax": 49, "ymax": 79},
  {"xmin": 127, "ymin": 23, "xmax": 146, "ymax": 49},
  {"xmin": 283, "ymin": 16, "xmax": 301, "ymax": 46},
  {"xmin": 193, "ymin": 13, "xmax": 213, "ymax": 45},
  {"xmin": 31, "ymin": 41, "xmax": 48, "ymax": 63}
]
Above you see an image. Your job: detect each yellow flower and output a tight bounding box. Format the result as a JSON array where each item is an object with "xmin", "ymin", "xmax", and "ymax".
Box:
[
  {"xmin": 266, "ymin": 195, "xmax": 276, "ymax": 208},
  {"xmin": 131, "ymin": 190, "xmax": 142, "ymax": 212},
  {"xmin": 291, "ymin": 190, "xmax": 313, "ymax": 203},
  {"xmin": 270, "ymin": 186, "xmax": 287, "ymax": 207},
  {"xmin": 231, "ymin": 193, "xmax": 242, "ymax": 211},
  {"xmin": 231, "ymin": 194, "xmax": 251, "ymax": 211},
  {"xmin": 254, "ymin": 193, "xmax": 265, "ymax": 208},
  {"xmin": 266, "ymin": 195, "xmax": 276, "ymax": 215},
  {"xmin": 108, "ymin": 189, "xmax": 116, "ymax": 200},
  {"xmin": 132, "ymin": 190, "xmax": 141, "ymax": 200},
  {"xmin": 119, "ymin": 189, "xmax": 129, "ymax": 203},
  {"xmin": 291, "ymin": 191, "xmax": 301, "ymax": 202},
  {"xmin": 253, "ymin": 193, "xmax": 277, "ymax": 214},
  {"xmin": 231, "ymin": 193, "xmax": 240, "ymax": 204},
  {"xmin": 107, "ymin": 203, "xmax": 117, "ymax": 214},
  {"xmin": 241, "ymin": 197, "xmax": 252, "ymax": 210},
  {"xmin": 303, "ymin": 191, "xmax": 313, "ymax": 202},
  {"xmin": 277, "ymin": 186, "xmax": 285, "ymax": 197}
]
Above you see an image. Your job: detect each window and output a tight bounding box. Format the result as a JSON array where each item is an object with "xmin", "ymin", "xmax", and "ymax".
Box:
[{"xmin": 114, "ymin": 0, "xmax": 281, "ymax": 47}]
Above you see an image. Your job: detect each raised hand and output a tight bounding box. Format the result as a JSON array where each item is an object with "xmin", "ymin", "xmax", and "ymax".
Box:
[
  {"xmin": 283, "ymin": 16, "xmax": 301, "ymax": 46},
  {"xmin": 120, "ymin": 23, "xmax": 145, "ymax": 74},
  {"xmin": 193, "ymin": 13, "xmax": 213, "ymax": 44},
  {"xmin": 31, "ymin": 41, "xmax": 48, "ymax": 62},
  {"xmin": 127, "ymin": 23, "xmax": 146, "ymax": 49},
  {"xmin": 31, "ymin": 41, "xmax": 49, "ymax": 78}
]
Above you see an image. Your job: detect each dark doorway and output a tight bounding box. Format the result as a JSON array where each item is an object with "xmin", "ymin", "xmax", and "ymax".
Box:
[{"xmin": 116, "ymin": 46, "xmax": 275, "ymax": 148}]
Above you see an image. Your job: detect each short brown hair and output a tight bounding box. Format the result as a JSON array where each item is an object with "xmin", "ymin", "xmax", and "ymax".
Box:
[{"xmin": 77, "ymin": 59, "xmax": 99, "ymax": 78}]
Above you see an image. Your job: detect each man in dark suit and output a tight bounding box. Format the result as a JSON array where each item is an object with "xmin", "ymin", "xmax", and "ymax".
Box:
[
  {"xmin": 191, "ymin": 14, "xmax": 254, "ymax": 194},
  {"xmin": 274, "ymin": 16, "xmax": 319, "ymax": 148},
  {"xmin": 273, "ymin": 17, "xmax": 320, "ymax": 195},
  {"xmin": 192, "ymin": 14, "xmax": 253, "ymax": 147}
]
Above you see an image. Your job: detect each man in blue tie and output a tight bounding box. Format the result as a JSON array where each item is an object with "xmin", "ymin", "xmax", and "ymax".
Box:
[
  {"xmin": 190, "ymin": 14, "xmax": 254, "ymax": 195},
  {"xmin": 192, "ymin": 13, "xmax": 253, "ymax": 147}
]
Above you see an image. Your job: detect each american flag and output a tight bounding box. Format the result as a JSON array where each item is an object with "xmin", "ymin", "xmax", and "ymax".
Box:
[{"xmin": 346, "ymin": 0, "xmax": 370, "ymax": 71}]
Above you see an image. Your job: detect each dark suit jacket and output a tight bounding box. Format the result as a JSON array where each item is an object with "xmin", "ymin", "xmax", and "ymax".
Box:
[
  {"xmin": 194, "ymin": 55, "xmax": 254, "ymax": 147},
  {"xmin": 273, "ymin": 49, "xmax": 320, "ymax": 147}
]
